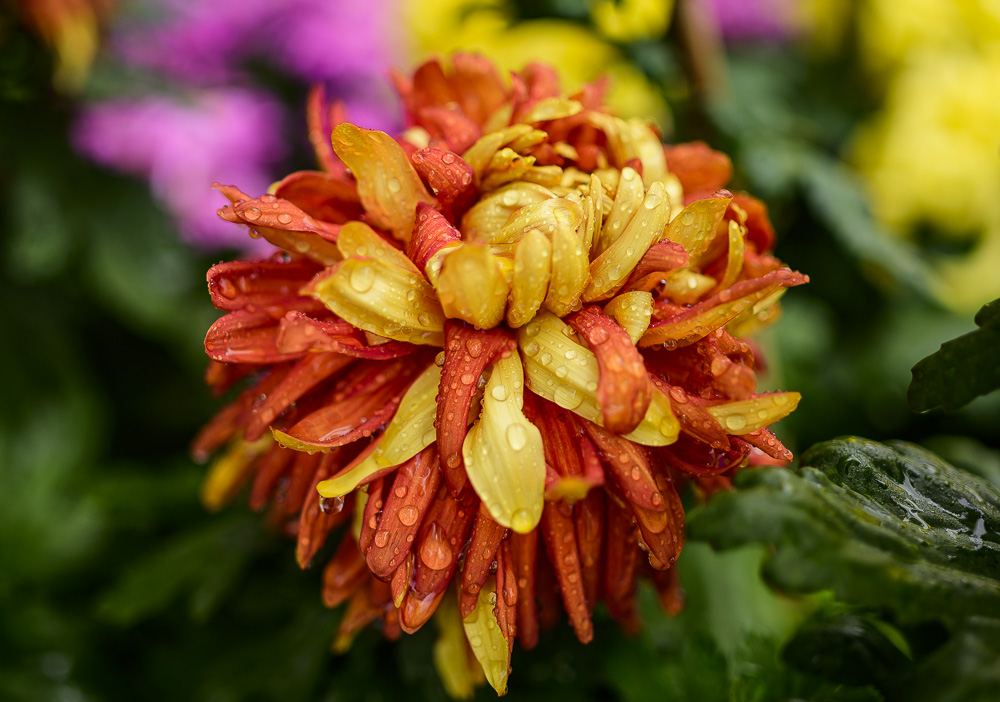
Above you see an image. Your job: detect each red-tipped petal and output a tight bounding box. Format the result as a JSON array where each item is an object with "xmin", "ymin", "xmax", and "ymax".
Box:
[
  {"xmin": 411, "ymin": 484, "xmax": 478, "ymax": 596},
  {"xmin": 322, "ymin": 536, "xmax": 369, "ymax": 608},
  {"xmin": 408, "ymin": 202, "xmax": 462, "ymax": 270},
  {"xmin": 568, "ymin": 306, "xmax": 652, "ymax": 434},
  {"xmin": 459, "ymin": 505, "xmax": 508, "ymax": 618},
  {"xmin": 207, "ymin": 259, "xmax": 322, "ymax": 311},
  {"xmin": 297, "ymin": 451, "xmax": 351, "ymax": 567},
  {"xmin": 603, "ymin": 500, "xmax": 641, "ymax": 633},
  {"xmin": 510, "ymin": 530, "xmax": 539, "ymax": 650},
  {"xmin": 540, "ymin": 501, "xmax": 593, "ymax": 643}
]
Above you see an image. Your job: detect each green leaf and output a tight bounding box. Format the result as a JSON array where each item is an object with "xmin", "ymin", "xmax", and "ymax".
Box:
[
  {"xmin": 908, "ymin": 298, "xmax": 1000, "ymax": 412},
  {"xmin": 687, "ymin": 438, "xmax": 1000, "ymax": 625},
  {"xmin": 898, "ymin": 617, "xmax": 1000, "ymax": 702}
]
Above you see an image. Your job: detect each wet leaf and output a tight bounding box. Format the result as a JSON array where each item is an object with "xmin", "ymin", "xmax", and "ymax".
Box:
[{"xmin": 688, "ymin": 438, "xmax": 1000, "ymax": 625}]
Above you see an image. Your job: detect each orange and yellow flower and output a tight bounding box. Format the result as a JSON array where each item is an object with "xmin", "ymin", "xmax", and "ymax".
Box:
[{"xmin": 193, "ymin": 55, "xmax": 806, "ymax": 696}]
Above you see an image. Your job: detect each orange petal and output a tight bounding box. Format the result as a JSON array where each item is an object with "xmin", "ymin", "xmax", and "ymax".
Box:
[
  {"xmin": 540, "ymin": 501, "xmax": 593, "ymax": 643},
  {"xmin": 459, "ymin": 505, "xmax": 509, "ymax": 618},
  {"xmin": 663, "ymin": 141, "xmax": 732, "ymax": 197},
  {"xmin": 297, "ymin": 451, "xmax": 351, "ymax": 567},
  {"xmin": 322, "ymin": 536, "xmax": 369, "ymax": 608},
  {"xmin": 437, "ymin": 322, "xmax": 514, "ymax": 494},
  {"xmin": 412, "ymin": 484, "xmax": 479, "ymax": 597},
  {"xmin": 207, "ymin": 259, "xmax": 321, "ymax": 312},
  {"xmin": 603, "ymin": 500, "xmax": 641, "ymax": 633},
  {"xmin": 664, "ymin": 191, "xmax": 732, "ymax": 259},
  {"xmin": 510, "ymin": 530, "xmax": 539, "ymax": 650},
  {"xmin": 574, "ymin": 491, "xmax": 605, "ymax": 610},
  {"xmin": 204, "ymin": 300, "xmax": 328, "ymax": 364},
  {"xmin": 742, "ymin": 427, "xmax": 793, "ymax": 462},
  {"xmin": 366, "ymin": 446, "xmax": 443, "ymax": 579},
  {"xmin": 411, "ymin": 150, "xmax": 478, "ymax": 222},
  {"xmin": 568, "ymin": 306, "xmax": 652, "ymax": 434}
]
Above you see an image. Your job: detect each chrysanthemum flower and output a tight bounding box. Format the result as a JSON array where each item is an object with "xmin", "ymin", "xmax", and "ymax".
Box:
[{"xmin": 193, "ymin": 55, "xmax": 806, "ymax": 696}]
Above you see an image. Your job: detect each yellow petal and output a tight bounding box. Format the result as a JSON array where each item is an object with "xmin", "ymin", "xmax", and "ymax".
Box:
[
  {"xmin": 507, "ymin": 228, "xmax": 552, "ymax": 328},
  {"xmin": 519, "ymin": 97, "xmax": 583, "ymax": 123},
  {"xmin": 494, "ymin": 197, "xmax": 584, "ymax": 246},
  {"xmin": 707, "ymin": 392, "xmax": 801, "ymax": 434},
  {"xmin": 593, "ymin": 166, "xmax": 644, "ymax": 256},
  {"xmin": 351, "ymin": 489, "xmax": 368, "ymax": 543},
  {"xmin": 308, "ymin": 258, "xmax": 445, "ymax": 345},
  {"xmin": 519, "ymin": 313, "xmax": 678, "ymax": 446},
  {"xmin": 337, "ymin": 221, "xmax": 421, "ymax": 275},
  {"xmin": 660, "ymin": 268, "xmax": 717, "ymax": 304},
  {"xmin": 316, "ymin": 365, "xmax": 441, "ymax": 498},
  {"xmin": 726, "ymin": 289, "xmax": 786, "ymax": 337},
  {"xmin": 604, "ymin": 291, "xmax": 653, "ymax": 345},
  {"xmin": 507, "ymin": 128, "xmax": 549, "ymax": 153},
  {"xmin": 461, "ymin": 182, "xmax": 555, "ymax": 243},
  {"xmin": 463, "ymin": 576, "xmax": 509, "ymax": 696},
  {"xmin": 433, "ymin": 593, "xmax": 478, "ymax": 700},
  {"xmin": 589, "ymin": 113, "xmax": 668, "ymax": 185},
  {"xmin": 463, "ymin": 352, "xmax": 545, "ymax": 533},
  {"xmin": 201, "ymin": 436, "xmax": 271, "ymax": 511},
  {"xmin": 435, "ymin": 244, "xmax": 510, "ymax": 329},
  {"xmin": 543, "ymin": 208, "xmax": 590, "ymax": 316},
  {"xmin": 331, "ymin": 124, "xmax": 433, "ymax": 242},
  {"xmin": 583, "ymin": 173, "xmax": 605, "ymax": 256},
  {"xmin": 664, "ymin": 193, "xmax": 732, "ymax": 258},
  {"xmin": 463, "ymin": 124, "xmax": 535, "ymax": 184},
  {"xmin": 713, "ymin": 219, "xmax": 746, "ymax": 293},
  {"xmin": 585, "ymin": 180, "xmax": 672, "ymax": 301},
  {"xmin": 519, "ymin": 165, "xmax": 565, "ymax": 187},
  {"xmin": 481, "ymin": 147, "xmax": 536, "ymax": 192}
]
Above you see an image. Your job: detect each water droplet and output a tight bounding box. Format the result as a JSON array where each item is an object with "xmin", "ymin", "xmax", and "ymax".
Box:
[
  {"xmin": 466, "ymin": 338, "xmax": 483, "ymax": 357},
  {"xmin": 419, "ymin": 523, "xmax": 453, "ymax": 570},
  {"xmin": 398, "ymin": 505, "xmax": 419, "ymax": 526},
  {"xmin": 395, "ymin": 485, "xmax": 408, "ymax": 499},
  {"xmin": 406, "ymin": 289, "xmax": 417, "ymax": 302},
  {"xmin": 349, "ymin": 265, "xmax": 375, "ymax": 293},
  {"xmin": 460, "ymin": 372, "xmax": 476, "ymax": 385},
  {"xmin": 374, "ymin": 530, "xmax": 390, "ymax": 548},
  {"xmin": 524, "ymin": 323, "xmax": 540, "ymax": 337},
  {"xmin": 511, "ymin": 509, "xmax": 535, "ymax": 532},
  {"xmin": 539, "ymin": 352, "xmax": 552, "ymax": 365},
  {"xmin": 319, "ymin": 496, "xmax": 344, "ymax": 514},
  {"xmin": 435, "ymin": 351, "xmax": 446, "ymax": 366},
  {"xmin": 630, "ymin": 466, "xmax": 641, "ymax": 480},
  {"xmin": 554, "ymin": 365, "xmax": 568, "ymax": 378},
  {"xmin": 659, "ymin": 417, "xmax": 675, "ymax": 436},
  {"xmin": 243, "ymin": 207, "xmax": 262, "ymax": 221},
  {"xmin": 491, "ymin": 385, "xmax": 508, "ymax": 402},
  {"xmin": 442, "ymin": 152, "xmax": 456, "ymax": 164},
  {"xmin": 217, "ymin": 278, "xmax": 238, "ymax": 299},
  {"xmin": 506, "ymin": 424, "xmax": 528, "ymax": 451},
  {"xmin": 554, "ymin": 385, "xmax": 582, "ymax": 410},
  {"xmin": 276, "ymin": 212, "xmax": 293, "ymax": 225},
  {"xmin": 590, "ymin": 327, "xmax": 610, "ymax": 345},
  {"xmin": 725, "ymin": 414, "xmax": 747, "ymax": 432},
  {"xmin": 523, "ymin": 340, "xmax": 540, "ymax": 357},
  {"xmin": 387, "ymin": 178, "xmax": 402, "ymax": 194},
  {"xmin": 668, "ymin": 386, "xmax": 687, "ymax": 403}
]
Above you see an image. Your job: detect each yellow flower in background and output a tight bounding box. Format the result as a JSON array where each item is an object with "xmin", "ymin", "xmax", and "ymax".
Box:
[
  {"xmin": 402, "ymin": 0, "xmax": 671, "ymax": 127},
  {"xmin": 804, "ymin": 0, "xmax": 1000, "ymax": 312}
]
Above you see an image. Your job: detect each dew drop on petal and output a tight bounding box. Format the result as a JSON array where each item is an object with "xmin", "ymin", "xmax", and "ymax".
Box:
[
  {"xmin": 419, "ymin": 523, "xmax": 453, "ymax": 570},
  {"xmin": 374, "ymin": 530, "xmax": 390, "ymax": 548},
  {"xmin": 491, "ymin": 385, "xmax": 508, "ymax": 402},
  {"xmin": 523, "ymin": 341, "xmax": 540, "ymax": 357},
  {"xmin": 511, "ymin": 509, "xmax": 534, "ymax": 533},
  {"xmin": 398, "ymin": 505, "xmax": 419, "ymax": 526},
  {"xmin": 349, "ymin": 265, "xmax": 375, "ymax": 293},
  {"xmin": 387, "ymin": 177, "xmax": 402, "ymax": 194},
  {"xmin": 243, "ymin": 207, "xmax": 262, "ymax": 221},
  {"xmin": 506, "ymin": 424, "xmax": 528, "ymax": 451},
  {"xmin": 725, "ymin": 414, "xmax": 747, "ymax": 432},
  {"xmin": 277, "ymin": 212, "xmax": 293, "ymax": 225},
  {"xmin": 554, "ymin": 385, "xmax": 582, "ymax": 410}
]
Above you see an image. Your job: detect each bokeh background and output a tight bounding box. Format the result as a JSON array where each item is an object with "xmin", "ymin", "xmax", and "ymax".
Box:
[{"xmin": 2, "ymin": 0, "xmax": 999, "ymax": 700}]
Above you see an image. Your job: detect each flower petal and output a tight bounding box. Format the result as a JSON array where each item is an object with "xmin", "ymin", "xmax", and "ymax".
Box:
[
  {"xmin": 706, "ymin": 392, "xmax": 801, "ymax": 434},
  {"xmin": 603, "ymin": 500, "xmax": 641, "ymax": 632},
  {"xmin": 322, "ymin": 536, "xmax": 368, "ymax": 608},
  {"xmin": 540, "ymin": 501, "xmax": 594, "ymax": 643},
  {"xmin": 409, "ymin": 202, "xmax": 462, "ymax": 270},
  {"xmin": 434, "ymin": 244, "xmax": 510, "ymax": 328},
  {"xmin": 412, "ymin": 484, "xmax": 479, "ymax": 596},
  {"xmin": 575, "ymin": 492, "xmax": 605, "ymax": 608},
  {"xmin": 307, "ymin": 257, "xmax": 446, "ymax": 345},
  {"xmin": 506, "ymin": 228, "xmax": 552, "ymax": 328},
  {"xmin": 432, "ymin": 593, "xmax": 481, "ymax": 700},
  {"xmin": 542, "ymin": 207, "xmax": 590, "ymax": 317},
  {"xmin": 568, "ymin": 306, "xmax": 652, "ymax": 434},
  {"xmin": 460, "ymin": 181, "xmax": 554, "ymax": 242},
  {"xmin": 207, "ymin": 259, "xmax": 321, "ymax": 311},
  {"xmin": 436, "ymin": 323, "xmax": 513, "ymax": 495},
  {"xmin": 713, "ymin": 219, "xmax": 746, "ymax": 293},
  {"xmin": 603, "ymin": 291, "xmax": 653, "ymax": 345},
  {"xmin": 201, "ymin": 436, "xmax": 271, "ymax": 511},
  {"xmin": 593, "ymin": 166, "xmax": 644, "ymax": 256},
  {"xmin": 336, "ymin": 221, "xmax": 420, "ymax": 275},
  {"xmin": 641, "ymin": 268, "xmax": 809, "ymax": 348},
  {"xmin": 664, "ymin": 191, "xmax": 732, "ymax": 258},
  {"xmin": 331, "ymin": 123, "xmax": 433, "ymax": 242},
  {"xmin": 411, "ymin": 148, "xmax": 478, "ymax": 221},
  {"xmin": 494, "ymin": 197, "xmax": 584, "ymax": 246},
  {"xmin": 463, "ymin": 575, "xmax": 510, "ymax": 695},
  {"xmin": 519, "ymin": 313, "xmax": 678, "ymax": 446},
  {"xmin": 510, "ymin": 531, "xmax": 539, "ymax": 649},
  {"xmin": 459, "ymin": 505, "xmax": 508, "ymax": 618},
  {"xmin": 316, "ymin": 364, "xmax": 442, "ymax": 498},
  {"xmin": 585, "ymin": 180, "xmax": 672, "ymax": 301},
  {"xmin": 204, "ymin": 301, "xmax": 327, "ymax": 364},
  {"xmin": 365, "ymin": 446, "xmax": 443, "ymax": 579},
  {"xmin": 463, "ymin": 351, "xmax": 546, "ymax": 533},
  {"xmin": 297, "ymin": 452, "xmax": 351, "ymax": 567}
]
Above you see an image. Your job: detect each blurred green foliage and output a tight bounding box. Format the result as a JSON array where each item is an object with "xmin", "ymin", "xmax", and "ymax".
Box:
[{"xmin": 2, "ymin": 2, "xmax": 999, "ymax": 701}]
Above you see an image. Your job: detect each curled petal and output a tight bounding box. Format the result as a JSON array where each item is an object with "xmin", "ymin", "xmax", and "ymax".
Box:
[
  {"xmin": 411, "ymin": 149, "xmax": 478, "ymax": 221},
  {"xmin": 201, "ymin": 436, "xmax": 271, "ymax": 512},
  {"xmin": 506, "ymin": 228, "xmax": 552, "ymax": 328},
  {"xmin": 568, "ymin": 306, "xmax": 652, "ymax": 434},
  {"xmin": 272, "ymin": 170, "xmax": 362, "ymax": 224},
  {"xmin": 276, "ymin": 311, "xmax": 418, "ymax": 360},
  {"xmin": 204, "ymin": 300, "xmax": 327, "ymax": 364},
  {"xmin": 436, "ymin": 323, "xmax": 513, "ymax": 494},
  {"xmin": 582, "ymin": 422, "xmax": 664, "ymax": 513},
  {"xmin": 316, "ymin": 364, "xmax": 442, "ymax": 498},
  {"xmin": 297, "ymin": 452, "xmax": 351, "ymax": 567},
  {"xmin": 307, "ymin": 257, "xmax": 446, "ymax": 345},
  {"xmin": 331, "ymin": 123, "xmax": 434, "ymax": 242},
  {"xmin": 207, "ymin": 259, "xmax": 321, "ymax": 312},
  {"xmin": 706, "ymin": 392, "xmax": 801, "ymax": 434},
  {"xmin": 741, "ymin": 428, "xmax": 794, "ymax": 462},
  {"xmin": 434, "ymin": 244, "xmax": 510, "ymax": 329},
  {"xmin": 322, "ymin": 537, "xmax": 369, "ymax": 607},
  {"xmin": 519, "ymin": 313, "xmax": 678, "ymax": 446},
  {"xmin": 660, "ymin": 269, "xmax": 718, "ymax": 304},
  {"xmin": 460, "ymin": 181, "xmax": 554, "ymax": 243},
  {"xmin": 409, "ymin": 202, "xmax": 462, "ymax": 271},
  {"xmin": 664, "ymin": 191, "xmax": 732, "ymax": 259},
  {"xmin": 594, "ymin": 166, "xmax": 643, "ymax": 256},
  {"xmin": 712, "ymin": 219, "xmax": 746, "ymax": 293},
  {"xmin": 510, "ymin": 531, "xmax": 539, "ymax": 649},
  {"xmin": 366, "ymin": 446, "xmax": 443, "ymax": 579},
  {"xmin": 463, "ymin": 351, "xmax": 546, "ymax": 533},
  {"xmin": 495, "ymin": 197, "xmax": 584, "ymax": 247},
  {"xmin": 652, "ymin": 377, "xmax": 729, "ymax": 449},
  {"xmin": 307, "ymin": 84, "xmax": 348, "ymax": 176},
  {"xmin": 603, "ymin": 291, "xmax": 653, "ymax": 345},
  {"xmin": 463, "ymin": 124, "xmax": 535, "ymax": 183},
  {"xmin": 542, "ymin": 208, "xmax": 590, "ymax": 317},
  {"xmin": 642, "ymin": 268, "xmax": 809, "ymax": 348},
  {"xmin": 400, "ymin": 588, "xmax": 446, "ymax": 634}
]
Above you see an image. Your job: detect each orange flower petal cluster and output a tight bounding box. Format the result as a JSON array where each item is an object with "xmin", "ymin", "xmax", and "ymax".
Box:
[{"xmin": 193, "ymin": 54, "xmax": 806, "ymax": 696}]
